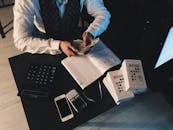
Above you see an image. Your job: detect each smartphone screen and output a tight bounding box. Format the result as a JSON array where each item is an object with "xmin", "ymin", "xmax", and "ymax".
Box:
[
  {"xmin": 54, "ymin": 94, "xmax": 74, "ymax": 122},
  {"xmin": 56, "ymin": 98, "xmax": 72, "ymax": 118}
]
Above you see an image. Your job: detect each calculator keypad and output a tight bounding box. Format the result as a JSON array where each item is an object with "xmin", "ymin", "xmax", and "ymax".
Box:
[{"xmin": 26, "ymin": 64, "xmax": 57, "ymax": 87}]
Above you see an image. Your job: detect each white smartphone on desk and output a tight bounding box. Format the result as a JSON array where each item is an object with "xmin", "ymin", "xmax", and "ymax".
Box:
[{"xmin": 54, "ymin": 94, "xmax": 74, "ymax": 122}]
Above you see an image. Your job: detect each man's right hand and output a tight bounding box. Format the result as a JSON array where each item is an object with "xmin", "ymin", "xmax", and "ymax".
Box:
[{"xmin": 60, "ymin": 41, "xmax": 79, "ymax": 57}]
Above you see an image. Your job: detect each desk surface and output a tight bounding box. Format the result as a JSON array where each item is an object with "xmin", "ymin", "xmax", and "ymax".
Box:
[{"xmin": 1, "ymin": 31, "xmax": 173, "ymax": 130}]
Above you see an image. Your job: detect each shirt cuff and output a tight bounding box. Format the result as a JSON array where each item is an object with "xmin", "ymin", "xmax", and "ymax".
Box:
[
  {"xmin": 85, "ymin": 28, "xmax": 97, "ymax": 38},
  {"xmin": 50, "ymin": 39, "xmax": 62, "ymax": 54}
]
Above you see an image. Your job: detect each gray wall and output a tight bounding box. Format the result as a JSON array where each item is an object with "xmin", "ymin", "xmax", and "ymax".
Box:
[{"xmin": 169, "ymin": 0, "xmax": 173, "ymax": 4}]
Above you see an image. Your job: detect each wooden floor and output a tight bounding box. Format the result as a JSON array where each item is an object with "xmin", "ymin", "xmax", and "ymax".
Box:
[{"xmin": 0, "ymin": 6, "xmax": 29, "ymax": 130}]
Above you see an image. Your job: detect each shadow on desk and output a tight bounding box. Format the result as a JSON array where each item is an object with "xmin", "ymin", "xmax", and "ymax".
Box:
[{"xmin": 8, "ymin": 53, "xmax": 116, "ymax": 130}]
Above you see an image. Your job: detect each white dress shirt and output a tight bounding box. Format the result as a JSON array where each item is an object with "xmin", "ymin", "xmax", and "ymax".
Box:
[{"xmin": 13, "ymin": 0, "xmax": 111, "ymax": 55}]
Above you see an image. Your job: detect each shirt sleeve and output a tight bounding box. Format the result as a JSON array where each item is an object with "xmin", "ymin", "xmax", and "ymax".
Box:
[
  {"xmin": 84, "ymin": 0, "xmax": 111, "ymax": 38},
  {"xmin": 13, "ymin": 0, "xmax": 62, "ymax": 55}
]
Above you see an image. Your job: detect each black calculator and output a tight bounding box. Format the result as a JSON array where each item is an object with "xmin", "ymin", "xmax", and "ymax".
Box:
[
  {"xmin": 26, "ymin": 64, "xmax": 57, "ymax": 86},
  {"xmin": 20, "ymin": 63, "xmax": 57, "ymax": 98}
]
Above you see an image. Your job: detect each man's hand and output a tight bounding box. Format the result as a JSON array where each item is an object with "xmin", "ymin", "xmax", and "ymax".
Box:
[
  {"xmin": 82, "ymin": 32, "xmax": 94, "ymax": 47},
  {"xmin": 60, "ymin": 41, "xmax": 78, "ymax": 57}
]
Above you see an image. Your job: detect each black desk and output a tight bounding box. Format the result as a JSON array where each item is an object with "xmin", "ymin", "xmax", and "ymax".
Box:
[{"xmin": 8, "ymin": 53, "xmax": 115, "ymax": 130}]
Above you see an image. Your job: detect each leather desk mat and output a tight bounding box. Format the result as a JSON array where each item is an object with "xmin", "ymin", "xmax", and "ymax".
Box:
[{"xmin": 8, "ymin": 53, "xmax": 115, "ymax": 130}]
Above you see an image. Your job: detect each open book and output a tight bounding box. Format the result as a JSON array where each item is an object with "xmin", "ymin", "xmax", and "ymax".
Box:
[
  {"xmin": 61, "ymin": 39, "xmax": 121, "ymax": 89},
  {"xmin": 103, "ymin": 59, "xmax": 148, "ymax": 105}
]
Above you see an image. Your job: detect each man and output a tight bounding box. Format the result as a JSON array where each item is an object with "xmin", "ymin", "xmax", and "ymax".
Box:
[{"xmin": 13, "ymin": 0, "xmax": 111, "ymax": 57}]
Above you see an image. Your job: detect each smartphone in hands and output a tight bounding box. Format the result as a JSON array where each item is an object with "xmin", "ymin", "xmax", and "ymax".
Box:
[{"xmin": 72, "ymin": 38, "xmax": 99, "ymax": 55}]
